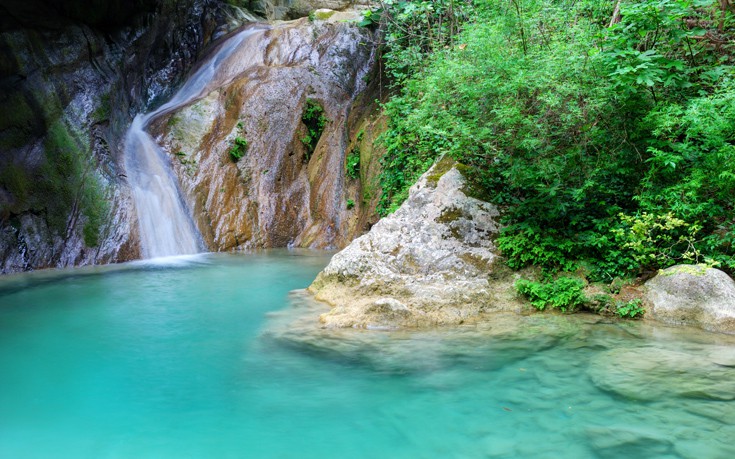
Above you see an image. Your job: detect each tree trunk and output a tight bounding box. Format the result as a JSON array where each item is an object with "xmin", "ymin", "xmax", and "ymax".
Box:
[{"xmin": 609, "ymin": 0, "xmax": 622, "ymax": 28}]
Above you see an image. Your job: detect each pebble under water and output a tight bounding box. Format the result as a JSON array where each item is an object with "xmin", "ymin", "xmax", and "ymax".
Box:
[{"xmin": 1, "ymin": 251, "xmax": 734, "ymax": 458}]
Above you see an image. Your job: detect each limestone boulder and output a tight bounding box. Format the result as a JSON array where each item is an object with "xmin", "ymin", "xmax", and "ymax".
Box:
[
  {"xmin": 645, "ymin": 264, "xmax": 735, "ymax": 333},
  {"xmin": 308, "ymin": 159, "xmax": 522, "ymax": 328},
  {"xmin": 288, "ymin": 1, "xmax": 374, "ymax": 18}
]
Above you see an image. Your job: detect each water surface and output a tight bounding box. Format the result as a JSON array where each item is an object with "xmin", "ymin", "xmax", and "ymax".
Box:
[{"xmin": 1, "ymin": 251, "xmax": 734, "ymax": 458}]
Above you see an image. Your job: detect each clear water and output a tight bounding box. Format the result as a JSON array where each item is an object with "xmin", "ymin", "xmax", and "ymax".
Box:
[{"xmin": 1, "ymin": 251, "xmax": 734, "ymax": 459}]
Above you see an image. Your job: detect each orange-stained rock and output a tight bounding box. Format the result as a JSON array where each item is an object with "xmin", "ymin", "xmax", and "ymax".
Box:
[{"xmin": 151, "ymin": 12, "xmax": 381, "ymax": 251}]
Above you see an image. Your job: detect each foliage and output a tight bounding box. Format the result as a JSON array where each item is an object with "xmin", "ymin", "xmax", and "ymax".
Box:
[
  {"xmin": 614, "ymin": 212, "xmax": 702, "ymax": 273},
  {"xmin": 346, "ymin": 150, "xmax": 360, "ymax": 179},
  {"xmin": 229, "ymin": 136, "xmax": 248, "ymax": 162},
  {"xmin": 346, "ymin": 129, "xmax": 364, "ymax": 179},
  {"xmin": 589, "ymin": 294, "xmax": 645, "ymax": 318},
  {"xmin": 358, "ymin": 7, "xmax": 382, "ymax": 28},
  {"xmin": 376, "ymin": 0, "xmax": 735, "ymax": 279},
  {"xmin": 301, "ymin": 99, "xmax": 328, "ymax": 161},
  {"xmin": 372, "ymin": 0, "xmax": 475, "ymax": 86},
  {"xmin": 615, "ymin": 299, "xmax": 645, "ymax": 319},
  {"xmin": 515, "ymin": 277, "xmax": 587, "ymax": 312},
  {"xmin": 346, "ymin": 198, "xmax": 355, "ymax": 210}
]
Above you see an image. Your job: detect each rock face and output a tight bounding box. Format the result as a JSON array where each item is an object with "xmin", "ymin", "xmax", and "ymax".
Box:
[
  {"xmin": 645, "ymin": 264, "xmax": 735, "ymax": 333},
  {"xmin": 0, "ymin": 0, "xmax": 227, "ymax": 273},
  {"xmin": 308, "ymin": 159, "xmax": 521, "ymax": 328},
  {"xmin": 288, "ymin": 1, "xmax": 355, "ymax": 17},
  {"xmin": 231, "ymin": 1, "xmax": 373, "ymax": 21},
  {"xmin": 155, "ymin": 11, "xmax": 381, "ymax": 251}
]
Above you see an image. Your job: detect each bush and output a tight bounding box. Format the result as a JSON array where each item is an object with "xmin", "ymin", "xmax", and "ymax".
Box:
[
  {"xmin": 301, "ymin": 99, "xmax": 328, "ymax": 160},
  {"xmin": 346, "ymin": 149, "xmax": 360, "ymax": 179},
  {"xmin": 615, "ymin": 299, "xmax": 645, "ymax": 319},
  {"xmin": 376, "ymin": 0, "xmax": 735, "ymax": 278},
  {"xmin": 515, "ymin": 277, "xmax": 586, "ymax": 313},
  {"xmin": 229, "ymin": 136, "xmax": 248, "ymax": 162}
]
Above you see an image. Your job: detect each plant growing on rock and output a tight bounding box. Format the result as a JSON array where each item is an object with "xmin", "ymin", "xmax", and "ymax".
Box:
[
  {"xmin": 229, "ymin": 136, "xmax": 248, "ymax": 162},
  {"xmin": 615, "ymin": 299, "xmax": 645, "ymax": 319},
  {"xmin": 346, "ymin": 149, "xmax": 360, "ymax": 179},
  {"xmin": 300, "ymin": 99, "xmax": 328, "ymax": 161}
]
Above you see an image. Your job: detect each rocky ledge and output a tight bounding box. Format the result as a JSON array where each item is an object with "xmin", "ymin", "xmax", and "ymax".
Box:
[{"xmin": 308, "ymin": 159, "xmax": 523, "ymax": 328}]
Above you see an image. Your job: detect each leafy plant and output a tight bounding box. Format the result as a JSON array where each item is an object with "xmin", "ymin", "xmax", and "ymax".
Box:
[
  {"xmin": 301, "ymin": 99, "xmax": 328, "ymax": 161},
  {"xmin": 358, "ymin": 7, "xmax": 383, "ymax": 28},
  {"xmin": 614, "ymin": 212, "xmax": 702, "ymax": 273},
  {"xmin": 229, "ymin": 136, "xmax": 248, "ymax": 162},
  {"xmin": 615, "ymin": 299, "xmax": 645, "ymax": 319},
  {"xmin": 515, "ymin": 277, "xmax": 587, "ymax": 312},
  {"xmin": 346, "ymin": 149, "xmax": 360, "ymax": 179},
  {"xmin": 375, "ymin": 0, "xmax": 735, "ymax": 279},
  {"xmin": 346, "ymin": 198, "xmax": 355, "ymax": 210}
]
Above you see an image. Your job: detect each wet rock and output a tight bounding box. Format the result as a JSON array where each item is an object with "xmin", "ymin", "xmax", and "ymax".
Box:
[
  {"xmin": 0, "ymin": 0, "xmax": 224, "ymax": 273},
  {"xmin": 645, "ymin": 264, "xmax": 735, "ymax": 333},
  {"xmin": 307, "ymin": 159, "xmax": 523, "ymax": 328},
  {"xmin": 288, "ymin": 1, "xmax": 372, "ymax": 18},
  {"xmin": 588, "ymin": 347, "xmax": 735, "ymax": 401},
  {"xmin": 157, "ymin": 12, "xmax": 380, "ymax": 251},
  {"xmin": 265, "ymin": 291, "xmax": 584, "ymax": 372},
  {"xmin": 586, "ymin": 426, "xmax": 677, "ymax": 459}
]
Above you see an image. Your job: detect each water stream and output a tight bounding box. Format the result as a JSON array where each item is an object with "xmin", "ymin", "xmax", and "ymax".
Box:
[
  {"xmin": 1, "ymin": 252, "xmax": 734, "ymax": 458},
  {"xmin": 124, "ymin": 25, "xmax": 267, "ymax": 258}
]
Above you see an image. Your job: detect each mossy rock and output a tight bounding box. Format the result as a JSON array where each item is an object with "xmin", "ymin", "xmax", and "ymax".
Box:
[
  {"xmin": 425, "ymin": 156, "xmax": 456, "ymax": 188},
  {"xmin": 314, "ymin": 9, "xmax": 336, "ymax": 20}
]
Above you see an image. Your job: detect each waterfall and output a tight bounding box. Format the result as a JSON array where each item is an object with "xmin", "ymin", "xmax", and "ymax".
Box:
[{"xmin": 124, "ymin": 25, "xmax": 266, "ymax": 259}]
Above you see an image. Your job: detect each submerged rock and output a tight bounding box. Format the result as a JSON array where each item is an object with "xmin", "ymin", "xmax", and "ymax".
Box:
[
  {"xmin": 588, "ymin": 347, "xmax": 735, "ymax": 402},
  {"xmin": 585, "ymin": 426, "xmax": 677, "ymax": 459},
  {"xmin": 644, "ymin": 264, "xmax": 735, "ymax": 333},
  {"xmin": 308, "ymin": 159, "xmax": 522, "ymax": 328},
  {"xmin": 264, "ymin": 290, "xmax": 590, "ymax": 372}
]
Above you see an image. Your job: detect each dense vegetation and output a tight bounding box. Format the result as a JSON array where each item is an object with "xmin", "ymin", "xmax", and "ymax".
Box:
[
  {"xmin": 301, "ymin": 99, "xmax": 328, "ymax": 161},
  {"xmin": 373, "ymin": 0, "xmax": 735, "ymax": 295}
]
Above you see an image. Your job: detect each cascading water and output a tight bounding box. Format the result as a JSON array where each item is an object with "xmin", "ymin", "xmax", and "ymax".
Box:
[{"xmin": 124, "ymin": 25, "xmax": 266, "ymax": 258}]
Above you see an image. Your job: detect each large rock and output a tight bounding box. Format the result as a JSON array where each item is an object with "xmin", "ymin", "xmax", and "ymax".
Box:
[
  {"xmin": 645, "ymin": 264, "xmax": 735, "ymax": 333},
  {"xmin": 288, "ymin": 1, "xmax": 373, "ymax": 18},
  {"xmin": 0, "ymin": 0, "xmax": 226, "ymax": 273},
  {"xmin": 308, "ymin": 159, "xmax": 522, "ymax": 328},
  {"xmin": 156, "ymin": 11, "xmax": 380, "ymax": 251}
]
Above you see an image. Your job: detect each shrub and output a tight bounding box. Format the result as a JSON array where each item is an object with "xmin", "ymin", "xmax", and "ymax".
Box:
[
  {"xmin": 615, "ymin": 299, "xmax": 645, "ymax": 319},
  {"xmin": 345, "ymin": 150, "xmax": 360, "ymax": 179},
  {"xmin": 301, "ymin": 99, "xmax": 328, "ymax": 161},
  {"xmin": 376, "ymin": 0, "xmax": 735, "ymax": 278},
  {"xmin": 229, "ymin": 136, "xmax": 248, "ymax": 162},
  {"xmin": 613, "ymin": 212, "xmax": 702, "ymax": 273},
  {"xmin": 515, "ymin": 277, "xmax": 586, "ymax": 313}
]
